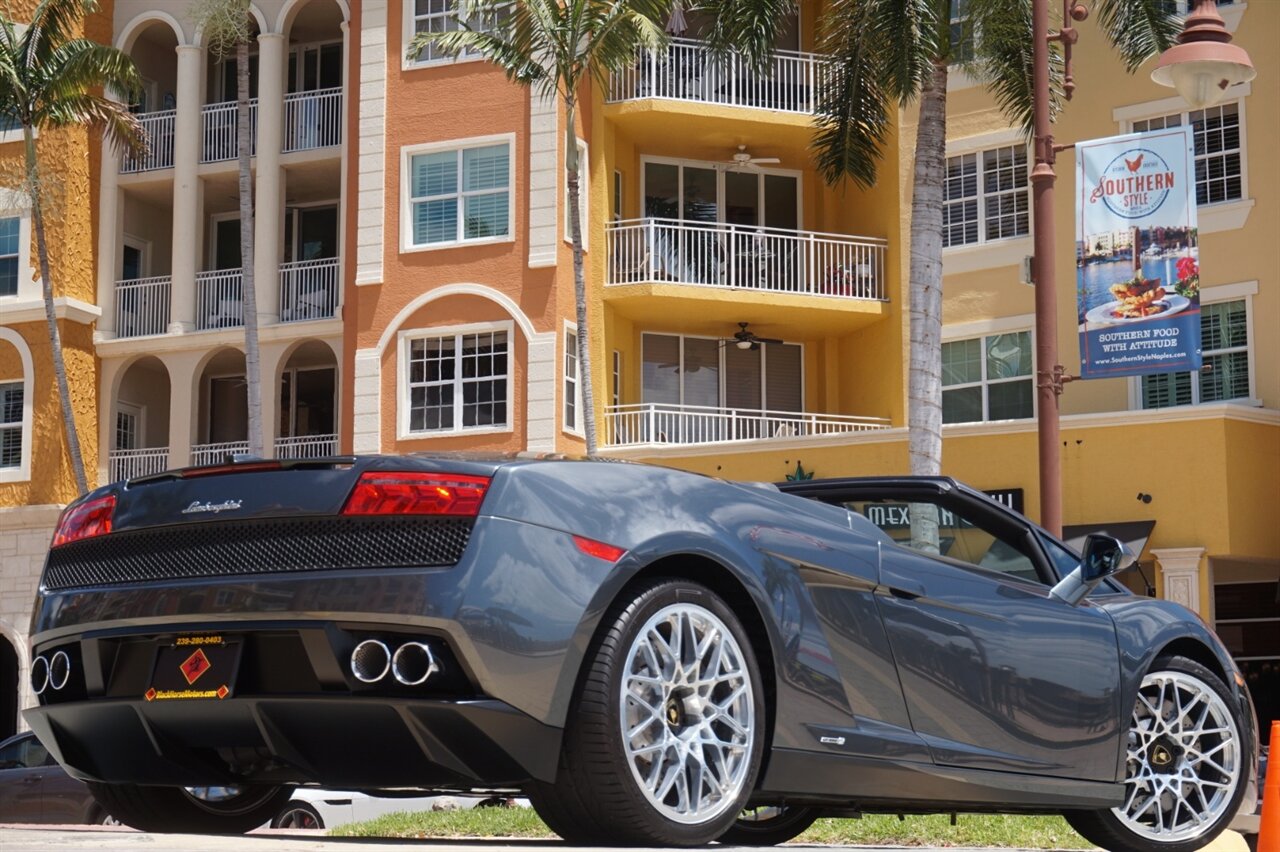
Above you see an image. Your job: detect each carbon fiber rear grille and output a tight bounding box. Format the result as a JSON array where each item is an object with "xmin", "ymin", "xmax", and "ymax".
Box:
[{"xmin": 42, "ymin": 517, "xmax": 473, "ymax": 590}]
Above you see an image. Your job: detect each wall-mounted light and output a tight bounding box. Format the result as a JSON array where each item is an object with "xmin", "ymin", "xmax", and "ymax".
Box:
[{"xmin": 1136, "ymin": 492, "xmax": 1153, "ymax": 504}]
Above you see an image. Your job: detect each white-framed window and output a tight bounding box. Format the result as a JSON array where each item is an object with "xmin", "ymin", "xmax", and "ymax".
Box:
[
  {"xmin": 564, "ymin": 138, "xmax": 588, "ymax": 250},
  {"xmin": 1132, "ymin": 102, "xmax": 1243, "ymax": 206},
  {"xmin": 941, "ymin": 330, "xmax": 1035, "ymax": 423},
  {"xmin": 949, "ymin": 0, "xmax": 975, "ymax": 64},
  {"xmin": 401, "ymin": 135, "xmax": 514, "ymax": 252},
  {"xmin": 943, "ymin": 144, "xmax": 1029, "ymax": 248},
  {"xmin": 564, "ymin": 323, "xmax": 581, "ymax": 434},
  {"xmin": 0, "ymin": 381, "xmax": 22, "ymax": 468},
  {"xmin": 0, "ymin": 216, "xmax": 18, "ymax": 298},
  {"xmin": 405, "ymin": 0, "xmax": 506, "ymax": 67},
  {"xmin": 400, "ymin": 322, "xmax": 511, "ymax": 436},
  {"xmin": 1139, "ymin": 298, "xmax": 1251, "ymax": 408}
]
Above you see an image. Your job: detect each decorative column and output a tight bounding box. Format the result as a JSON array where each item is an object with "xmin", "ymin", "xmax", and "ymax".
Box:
[
  {"xmin": 254, "ymin": 32, "xmax": 286, "ymax": 325},
  {"xmin": 1152, "ymin": 547, "xmax": 1208, "ymax": 618},
  {"xmin": 94, "ymin": 140, "xmax": 121, "ymax": 341},
  {"xmin": 169, "ymin": 44, "xmax": 203, "ymax": 333},
  {"xmin": 166, "ymin": 351, "xmax": 203, "ymax": 469}
]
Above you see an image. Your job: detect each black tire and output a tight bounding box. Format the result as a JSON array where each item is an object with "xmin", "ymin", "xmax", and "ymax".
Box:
[
  {"xmin": 272, "ymin": 801, "xmax": 324, "ymax": 829},
  {"xmin": 718, "ymin": 806, "xmax": 820, "ymax": 845},
  {"xmin": 85, "ymin": 782, "xmax": 292, "ymax": 834},
  {"xmin": 530, "ymin": 578, "xmax": 767, "ymax": 846},
  {"xmin": 1064, "ymin": 655, "xmax": 1250, "ymax": 852}
]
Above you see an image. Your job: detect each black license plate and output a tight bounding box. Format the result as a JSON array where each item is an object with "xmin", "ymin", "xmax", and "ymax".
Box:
[{"xmin": 145, "ymin": 635, "xmax": 242, "ymax": 702}]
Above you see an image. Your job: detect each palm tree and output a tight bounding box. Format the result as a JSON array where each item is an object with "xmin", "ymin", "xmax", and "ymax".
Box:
[
  {"xmin": 409, "ymin": 0, "xmax": 670, "ymax": 455},
  {"xmin": 191, "ymin": 0, "xmax": 264, "ymax": 457},
  {"xmin": 0, "ymin": 0, "xmax": 144, "ymax": 495},
  {"xmin": 812, "ymin": 0, "xmax": 1179, "ymax": 489}
]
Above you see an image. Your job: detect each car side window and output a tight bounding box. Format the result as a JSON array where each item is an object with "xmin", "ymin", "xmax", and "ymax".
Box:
[
  {"xmin": 844, "ymin": 498, "xmax": 1044, "ymax": 584},
  {"xmin": 0, "ymin": 737, "xmax": 36, "ymax": 769}
]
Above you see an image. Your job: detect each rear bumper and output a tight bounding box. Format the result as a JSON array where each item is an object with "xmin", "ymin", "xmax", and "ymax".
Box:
[{"xmin": 24, "ymin": 694, "xmax": 560, "ymax": 789}]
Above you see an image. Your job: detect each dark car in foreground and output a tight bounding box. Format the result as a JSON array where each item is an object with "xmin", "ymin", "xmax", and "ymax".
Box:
[
  {"xmin": 0, "ymin": 731, "xmax": 109, "ymax": 824},
  {"xmin": 24, "ymin": 455, "xmax": 1258, "ymax": 851}
]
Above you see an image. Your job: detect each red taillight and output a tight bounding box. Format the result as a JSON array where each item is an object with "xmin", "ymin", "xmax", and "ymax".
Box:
[
  {"xmin": 573, "ymin": 535, "xmax": 627, "ymax": 563},
  {"xmin": 341, "ymin": 472, "xmax": 490, "ymax": 516},
  {"xmin": 52, "ymin": 495, "xmax": 116, "ymax": 547}
]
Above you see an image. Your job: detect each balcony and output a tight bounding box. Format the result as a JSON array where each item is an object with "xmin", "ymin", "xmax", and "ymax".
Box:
[
  {"xmin": 609, "ymin": 38, "xmax": 829, "ymax": 114},
  {"xmin": 201, "ymin": 99, "xmax": 258, "ymax": 164},
  {"xmin": 605, "ymin": 403, "xmax": 891, "ymax": 448},
  {"xmin": 275, "ymin": 433, "xmax": 338, "ymax": 459},
  {"xmin": 108, "ymin": 447, "xmax": 169, "ymax": 482},
  {"xmin": 284, "ymin": 88, "xmax": 342, "ymax": 152},
  {"xmin": 607, "ymin": 218, "xmax": 886, "ymax": 301},
  {"xmin": 279, "ymin": 258, "xmax": 339, "ymax": 322},
  {"xmin": 195, "ymin": 269, "xmax": 244, "ymax": 331},
  {"xmin": 114, "ymin": 276, "xmax": 171, "ymax": 338},
  {"xmin": 120, "ymin": 110, "xmax": 176, "ymax": 173}
]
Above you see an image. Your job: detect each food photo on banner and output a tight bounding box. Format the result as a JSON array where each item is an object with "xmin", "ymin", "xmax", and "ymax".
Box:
[{"xmin": 1075, "ymin": 126, "xmax": 1201, "ymax": 379}]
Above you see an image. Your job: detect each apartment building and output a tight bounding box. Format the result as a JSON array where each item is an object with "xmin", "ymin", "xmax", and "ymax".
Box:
[{"xmin": 344, "ymin": 0, "xmax": 904, "ymax": 462}]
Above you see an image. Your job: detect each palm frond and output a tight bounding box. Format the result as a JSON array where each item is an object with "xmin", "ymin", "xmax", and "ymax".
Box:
[
  {"xmin": 39, "ymin": 39, "xmax": 143, "ymax": 105},
  {"xmin": 970, "ymin": 0, "xmax": 1063, "ymax": 135},
  {"xmin": 1093, "ymin": 0, "xmax": 1180, "ymax": 72},
  {"xmin": 0, "ymin": 17, "xmax": 27, "ymax": 120},
  {"xmin": 694, "ymin": 0, "xmax": 793, "ymax": 74},
  {"xmin": 870, "ymin": 0, "xmax": 944, "ymax": 104},
  {"xmin": 37, "ymin": 91, "xmax": 146, "ymax": 154},
  {"xmin": 811, "ymin": 0, "xmax": 892, "ymax": 188},
  {"xmin": 22, "ymin": 0, "xmax": 98, "ymax": 70}
]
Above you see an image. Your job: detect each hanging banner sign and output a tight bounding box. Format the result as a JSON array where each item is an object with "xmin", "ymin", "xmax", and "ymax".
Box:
[{"xmin": 1075, "ymin": 127, "xmax": 1201, "ymax": 379}]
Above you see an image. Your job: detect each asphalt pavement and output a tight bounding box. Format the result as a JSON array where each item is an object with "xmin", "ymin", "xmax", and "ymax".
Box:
[{"xmin": 0, "ymin": 825, "xmax": 1072, "ymax": 852}]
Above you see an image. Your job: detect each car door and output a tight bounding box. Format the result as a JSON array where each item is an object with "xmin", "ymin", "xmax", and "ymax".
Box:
[
  {"xmin": 0, "ymin": 734, "xmax": 51, "ymax": 822},
  {"xmin": 820, "ymin": 482, "xmax": 1123, "ymax": 782},
  {"xmin": 35, "ymin": 745, "xmax": 94, "ymax": 824}
]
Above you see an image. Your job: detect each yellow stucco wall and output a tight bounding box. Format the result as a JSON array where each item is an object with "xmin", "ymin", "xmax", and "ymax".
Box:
[{"xmin": 0, "ymin": 1, "xmax": 107, "ymax": 505}]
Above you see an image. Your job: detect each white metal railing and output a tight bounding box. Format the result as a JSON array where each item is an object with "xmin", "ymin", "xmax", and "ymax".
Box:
[
  {"xmin": 108, "ymin": 447, "xmax": 169, "ymax": 482},
  {"xmin": 191, "ymin": 440, "xmax": 251, "ymax": 467},
  {"xmin": 283, "ymin": 88, "xmax": 343, "ymax": 152},
  {"xmin": 201, "ymin": 99, "xmax": 258, "ymax": 163},
  {"xmin": 279, "ymin": 258, "xmax": 339, "ymax": 322},
  {"xmin": 607, "ymin": 218, "xmax": 886, "ymax": 300},
  {"xmin": 195, "ymin": 269, "xmax": 244, "ymax": 330},
  {"xmin": 121, "ymin": 109, "xmax": 176, "ymax": 172},
  {"xmin": 275, "ymin": 433, "xmax": 338, "ymax": 459},
  {"xmin": 605, "ymin": 403, "xmax": 892, "ymax": 448},
  {"xmin": 114, "ymin": 275, "xmax": 171, "ymax": 338},
  {"xmin": 609, "ymin": 38, "xmax": 830, "ymax": 114}
]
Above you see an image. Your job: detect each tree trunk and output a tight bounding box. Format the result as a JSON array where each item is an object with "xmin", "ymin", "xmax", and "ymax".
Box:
[
  {"xmin": 236, "ymin": 38, "xmax": 263, "ymax": 458},
  {"xmin": 907, "ymin": 59, "xmax": 947, "ymax": 551},
  {"xmin": 24, "ymin": 130, "xmax": 89, "ymax": 496},
  {"xmin": 564, "ymin": 98, "xmax": 598, "ymax": 455}
]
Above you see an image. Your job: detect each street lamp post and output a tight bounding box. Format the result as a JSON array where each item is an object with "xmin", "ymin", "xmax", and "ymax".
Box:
[{"xmin": 1028, "ymin": 0, "xmax": 1253, "ymax": 538}]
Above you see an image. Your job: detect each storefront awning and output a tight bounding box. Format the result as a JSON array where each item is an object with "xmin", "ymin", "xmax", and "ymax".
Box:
[{"xmin": 1062, "ymin": 520, "xmax": 1157, "ymax": 559}]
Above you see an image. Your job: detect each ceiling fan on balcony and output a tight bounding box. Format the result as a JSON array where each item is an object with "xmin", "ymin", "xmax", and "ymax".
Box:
[
  {"xmin": 725, "ymin": 145, "xmax": 780, "ymax": 171},
  {"xmin": 725, "ymin": 322, "xmax": 783, "ymax": 350}
]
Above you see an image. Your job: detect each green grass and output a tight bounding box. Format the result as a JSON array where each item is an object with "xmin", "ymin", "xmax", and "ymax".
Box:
[{"xmin": 329, "ymin": 807, "xmax": 1096, "ymax": 848}]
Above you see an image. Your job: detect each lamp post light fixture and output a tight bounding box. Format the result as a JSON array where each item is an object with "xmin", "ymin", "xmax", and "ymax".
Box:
[
  {"xmin": 1152, "ymin": 0, "xmax": 1256, "ymax": 109},
  {"xmin": 1028, "ymin": 0, "xmax": 1253, "ymax": 538}
]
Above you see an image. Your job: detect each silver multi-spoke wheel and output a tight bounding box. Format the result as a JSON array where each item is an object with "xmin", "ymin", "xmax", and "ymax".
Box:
[
  {"xmin": 1114, "ymin": 670, "xmax": 1241, "ymax": 844},
  {"xmin": 620, "ymin": 602, "xmax": 756, "ymax": 825}
]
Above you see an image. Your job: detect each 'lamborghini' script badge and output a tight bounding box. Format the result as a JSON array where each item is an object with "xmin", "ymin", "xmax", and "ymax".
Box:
[
  {"xmin": 182, "ymin": 499, "xmax": 243, "ymax": 515},
  {"xmin": 180, "ymin": 649, "xmax": 212, "ymax": 685}
]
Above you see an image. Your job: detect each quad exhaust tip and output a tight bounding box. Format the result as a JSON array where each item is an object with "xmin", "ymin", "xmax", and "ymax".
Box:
[
  {"xmin": 391, "ymin": 642, "xmax": 438, "ymax": 686},
  {"xmin": 31, "ymin": 650, "xmax": 71, "ymax": 696},
  {"xmin": 350, "ymin": 639, "xmax": 391, "ymax": 683}
]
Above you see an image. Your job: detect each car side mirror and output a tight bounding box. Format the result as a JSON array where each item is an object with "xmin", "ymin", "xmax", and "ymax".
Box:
[{"xmin": 1049, "ymin": 534, "xmax": 1136, "ymax": 606}]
